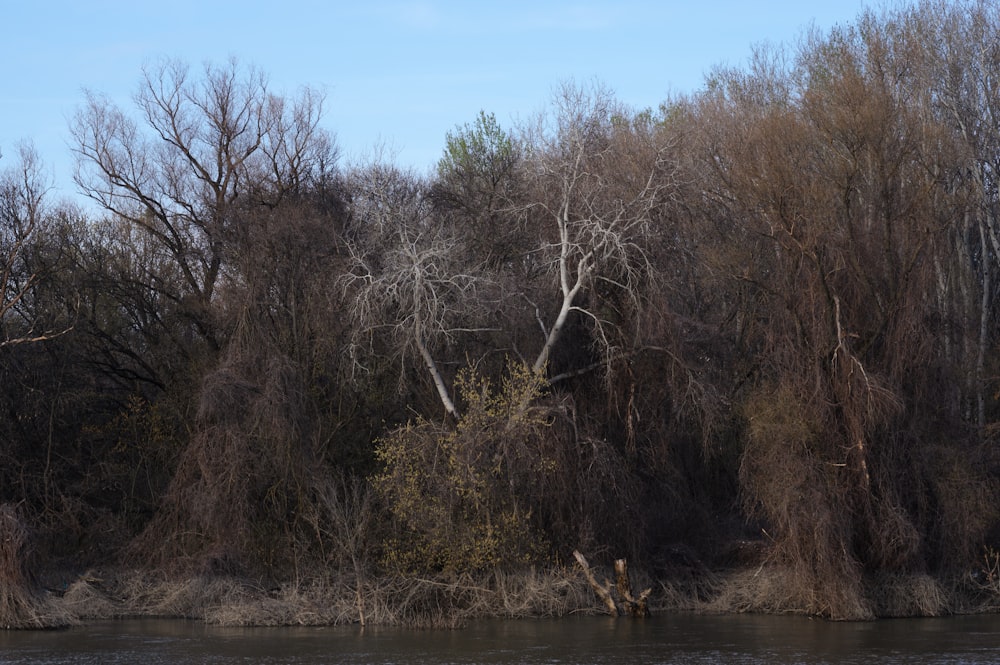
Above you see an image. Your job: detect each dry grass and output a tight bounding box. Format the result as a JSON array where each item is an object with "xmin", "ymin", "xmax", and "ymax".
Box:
[
  {"xmin": 30, "ymin": 565, "xmax": 601, "ymax": 628},
  {"xmin": 112, "ymin": 571, "xmax": 267, "ymax": 620},
  {"xmin": 697, "ymin": 564, "xmax": 875, "ymax": 620},
  {"xmin": 21, "ymin": 556, "xmax": 1000, "ymax": 628},
  {"xmin": 60, "ymin": 572, "xmax": 121, "ymax": 620},
  {"xmin": 696, "ymin": 565, "xmax": 992, "ymax": 620},
  {"xmin": 202, "ymin": 578, "xmax": 356, "ymax": 626},
  {"xmin": 0, "ymin": 504, "xmax": 75, "ymax": 629},
  {"xmin": 866, "ymin": 572, "xmax": 949, "ymax": 617},
  {"xmin": 487, "ymin": 568, "xmax": 593, "ymax": 617},
  {"xmin": 700, "ymin": 566, "xmax": 810, "ymax": 616},
  {"xmin": 343, "ymin": 567, "xmax": 595, "ymax": 628}
]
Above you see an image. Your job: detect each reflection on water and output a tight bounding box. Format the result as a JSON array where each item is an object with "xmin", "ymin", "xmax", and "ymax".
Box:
[{"xmin": 0, "ymin": 613, "xmax": 998, "ymax": 664}]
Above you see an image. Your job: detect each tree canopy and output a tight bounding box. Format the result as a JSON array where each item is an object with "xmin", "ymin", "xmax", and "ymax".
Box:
[{"xmin": 3, "ymin": 0, "xmax": 1000, "ymax": 622}]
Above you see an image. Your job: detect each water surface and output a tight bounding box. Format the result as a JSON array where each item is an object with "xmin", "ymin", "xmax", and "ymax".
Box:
[{"xmin": 1, "ymin": 613, "xmax": 998, "ymax": 664}]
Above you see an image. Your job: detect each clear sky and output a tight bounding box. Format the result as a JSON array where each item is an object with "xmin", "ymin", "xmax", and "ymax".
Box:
[{"xmin": 3, "ymin": 0, "xmax": 871, "ymax": 202}]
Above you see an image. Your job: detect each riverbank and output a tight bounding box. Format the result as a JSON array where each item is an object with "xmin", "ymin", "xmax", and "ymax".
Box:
[
  {"xmin": 9, "ymin": 560, "xmax": 1000, "ymax": 630},
  {"xmin": 26, "ymin": 566, "xmax": 597, "ymax": 629}
]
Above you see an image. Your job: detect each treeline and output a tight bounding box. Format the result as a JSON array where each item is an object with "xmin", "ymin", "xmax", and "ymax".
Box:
[{"xmin": 3, "ymin": 0, "xmax": 1000, "ymax": 620}]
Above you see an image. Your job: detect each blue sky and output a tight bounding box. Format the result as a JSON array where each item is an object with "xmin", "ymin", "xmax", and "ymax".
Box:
[{"xmin": 4, "ymin": 1, "xmax": 870, "ymax": 202}]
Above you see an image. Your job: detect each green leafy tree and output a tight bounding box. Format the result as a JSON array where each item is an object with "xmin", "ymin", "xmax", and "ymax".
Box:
[{"xmin": 432, "ymin": 111, "xmax": 525, "ymax": 268}]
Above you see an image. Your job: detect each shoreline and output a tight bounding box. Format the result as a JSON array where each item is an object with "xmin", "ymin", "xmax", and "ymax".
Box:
[{"xmin": 11, "ymin": 563, "xmax": 1000, "ymax": 630}]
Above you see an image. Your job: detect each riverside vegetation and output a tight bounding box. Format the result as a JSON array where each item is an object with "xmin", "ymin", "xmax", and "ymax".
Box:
[{"xmin": 6, "ymin": 0, "xmax": 1000, "ymax": 629}]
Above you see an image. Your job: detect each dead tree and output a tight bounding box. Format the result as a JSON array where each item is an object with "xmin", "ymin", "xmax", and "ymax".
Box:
[{"xmin": 573, "ymin": 550, "xmax": 650, "ymax": 617}]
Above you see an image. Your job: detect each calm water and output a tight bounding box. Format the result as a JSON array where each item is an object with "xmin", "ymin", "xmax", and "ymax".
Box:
[{"xmin": 0, "ymin": 614, "xmax": 998, "ymax": 664}]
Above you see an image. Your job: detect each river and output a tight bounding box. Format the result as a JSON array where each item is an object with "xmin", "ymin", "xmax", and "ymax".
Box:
[{"xmin": 1, "ymin": 613, "xmax": 998, "ymax": 664}]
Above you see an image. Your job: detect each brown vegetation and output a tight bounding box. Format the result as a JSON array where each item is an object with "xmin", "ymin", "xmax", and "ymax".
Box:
[
  {"xmin": 5, "ymin": 0, "xmax": 1000, "ymax": 629},
  {"xmin": 25, "ymin": 566, "xmax": 597, "ymax": 628},
  {"xmin": 0, "ymin": 504, "xmax": 71, "ymax": 628}
]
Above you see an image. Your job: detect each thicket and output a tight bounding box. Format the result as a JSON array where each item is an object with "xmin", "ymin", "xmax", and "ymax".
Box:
[{"xmin": 3, "ymin": 0, "xmax": 1000, "ymax": 625}]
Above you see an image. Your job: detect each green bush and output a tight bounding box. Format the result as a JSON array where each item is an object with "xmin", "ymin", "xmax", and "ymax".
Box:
[{"xmin": 375, "ymin": 362, "xmax": 553, "ymax": 572}]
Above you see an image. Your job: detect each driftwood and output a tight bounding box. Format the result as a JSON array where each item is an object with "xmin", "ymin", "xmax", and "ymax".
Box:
[{"xmin": 573, "ymin": 550, "xmax": 650, "ymax": 617}]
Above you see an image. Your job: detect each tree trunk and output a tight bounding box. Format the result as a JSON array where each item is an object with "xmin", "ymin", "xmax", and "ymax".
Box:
[{"xmin": 573, "ymin": 550, "xmax": 650, "ymax": 617}]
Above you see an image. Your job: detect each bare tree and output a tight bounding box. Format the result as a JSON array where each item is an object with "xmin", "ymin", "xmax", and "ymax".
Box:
[
  {"xmin": 71, "ymin": 58, "xmax": 335, "ymax": 347},
  {"xmin": 342, "ymin": 160, "xmax": 492, "ymax": 418},
  {"xmin": 682, "ymin": 13, "xmax": 991, "ymax": 616},
  {"xmin": 0, "ymin": 142, "xmax": 70, "ymax": 346},
  {"xmin": 519, "ymin": 82, "xmax": 671, "ymax": 379},
  {"xmin": 909, "ymin": 0, "xmax": 1000, "ymax": 429}
]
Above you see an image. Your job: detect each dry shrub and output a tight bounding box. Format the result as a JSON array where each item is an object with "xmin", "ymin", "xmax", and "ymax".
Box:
[
  {"xmin": 304, "ymin": 471, "xmax": 380, "ymax": 571},
  {"xmin": 737, "ymin": 377, "xmax": 935, "ymax": 619},
  {"xmin": 486, "ymin": 567, "xmax": 592, "ymax": 618},
  {"xmin": 867, "ymin": 572, "xmax": 949, "ymax": 617},
  {"xmin": 55, "ymin": 569, "xmax": 283, "ymax": 625},
  {"xmin": 98, "ymin": 568, "xmax": 582, "ymax": 628},
  {"xmin": 0, "ymin": 503, "xmax": 43, "ymax": 628},
  {"xmin": 363, "ymin": 575, "xmax": 497, "ymax": 628},
  {"xmin": 703, "ymin": 564, "xmax": 875, "ymax": 619},
  {"xmin": 703, "ymin": 566, "xmax": 804, "ymax": 615},
  {"xmin": 129, "ymin": 344, "xmax": 334, "ymax": 576},
  {"xmin": 201, "ymin": 572, "xmax": 552, "ymax": 628},
  {"xmin": 351, "ymin": 567, "xmax": 591, "ymax": 628},
  {"xmin": 49, "ymin": 565, "xmax": 651, "ymax": 627},
  {"xmin": 108, "ymin": 570, "xmax": 261, "ymax": 619},
  {"xmin": 204, "ymin": 597, "xmax": 302, "ymax": 627},
  {"xmin": 86, "ymin": 565, "xmax": 581, "ymax": 627},
  {"xmin": 0, "ymin": 503, "xmax": 72, "ymax": 629},
  {"xmin": 35, "ymin": 494, "xmax": 132, "ymax": 567},
  {"xmin": 740, "ymin": 385, "xmax": 873, "ymax": 620},
  {"xmin": 200, "ymin": 566, "xmax": 665, "ymax": 627},
  {"xmin": 654, "ymin": 574, "xmax": 720, "ymax": 612},
  {"xmin": 864, "ymin": 490, "xmax": 923, "ymax": 570},
  {"xmin": 201, "ymin": 577, "xmax": 360, "ymax": 626},
  {"xmin": 60, "ymin": 573, "xmax": 121, "ymax": 620},
  {"xmin": 976, "ymin": 546, "xmax": 1000, "ymax": 593},
  {"xmin": 917, "ymin": 443, "xmax": 1000, "ymax": 569},
  {"xmin": 376, "ymin": 362, "xmax": 636, "ymax": 573}
]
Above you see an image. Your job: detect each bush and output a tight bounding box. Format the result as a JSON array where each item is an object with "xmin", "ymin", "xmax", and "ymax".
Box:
[
  {"xmin": 740, "ymin": 384, "xmax": 872, "ymax": 619},
  {"xmin": 375, "ymin": 363, "xmax": 553, "ymax": 572},
  {"xmin": 0, "ymin": 503, "xmax": 72, "ymax": 629},
  {"xmin": 128, "ymin": 348, "xmax": 336, "ymax": 577}
]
